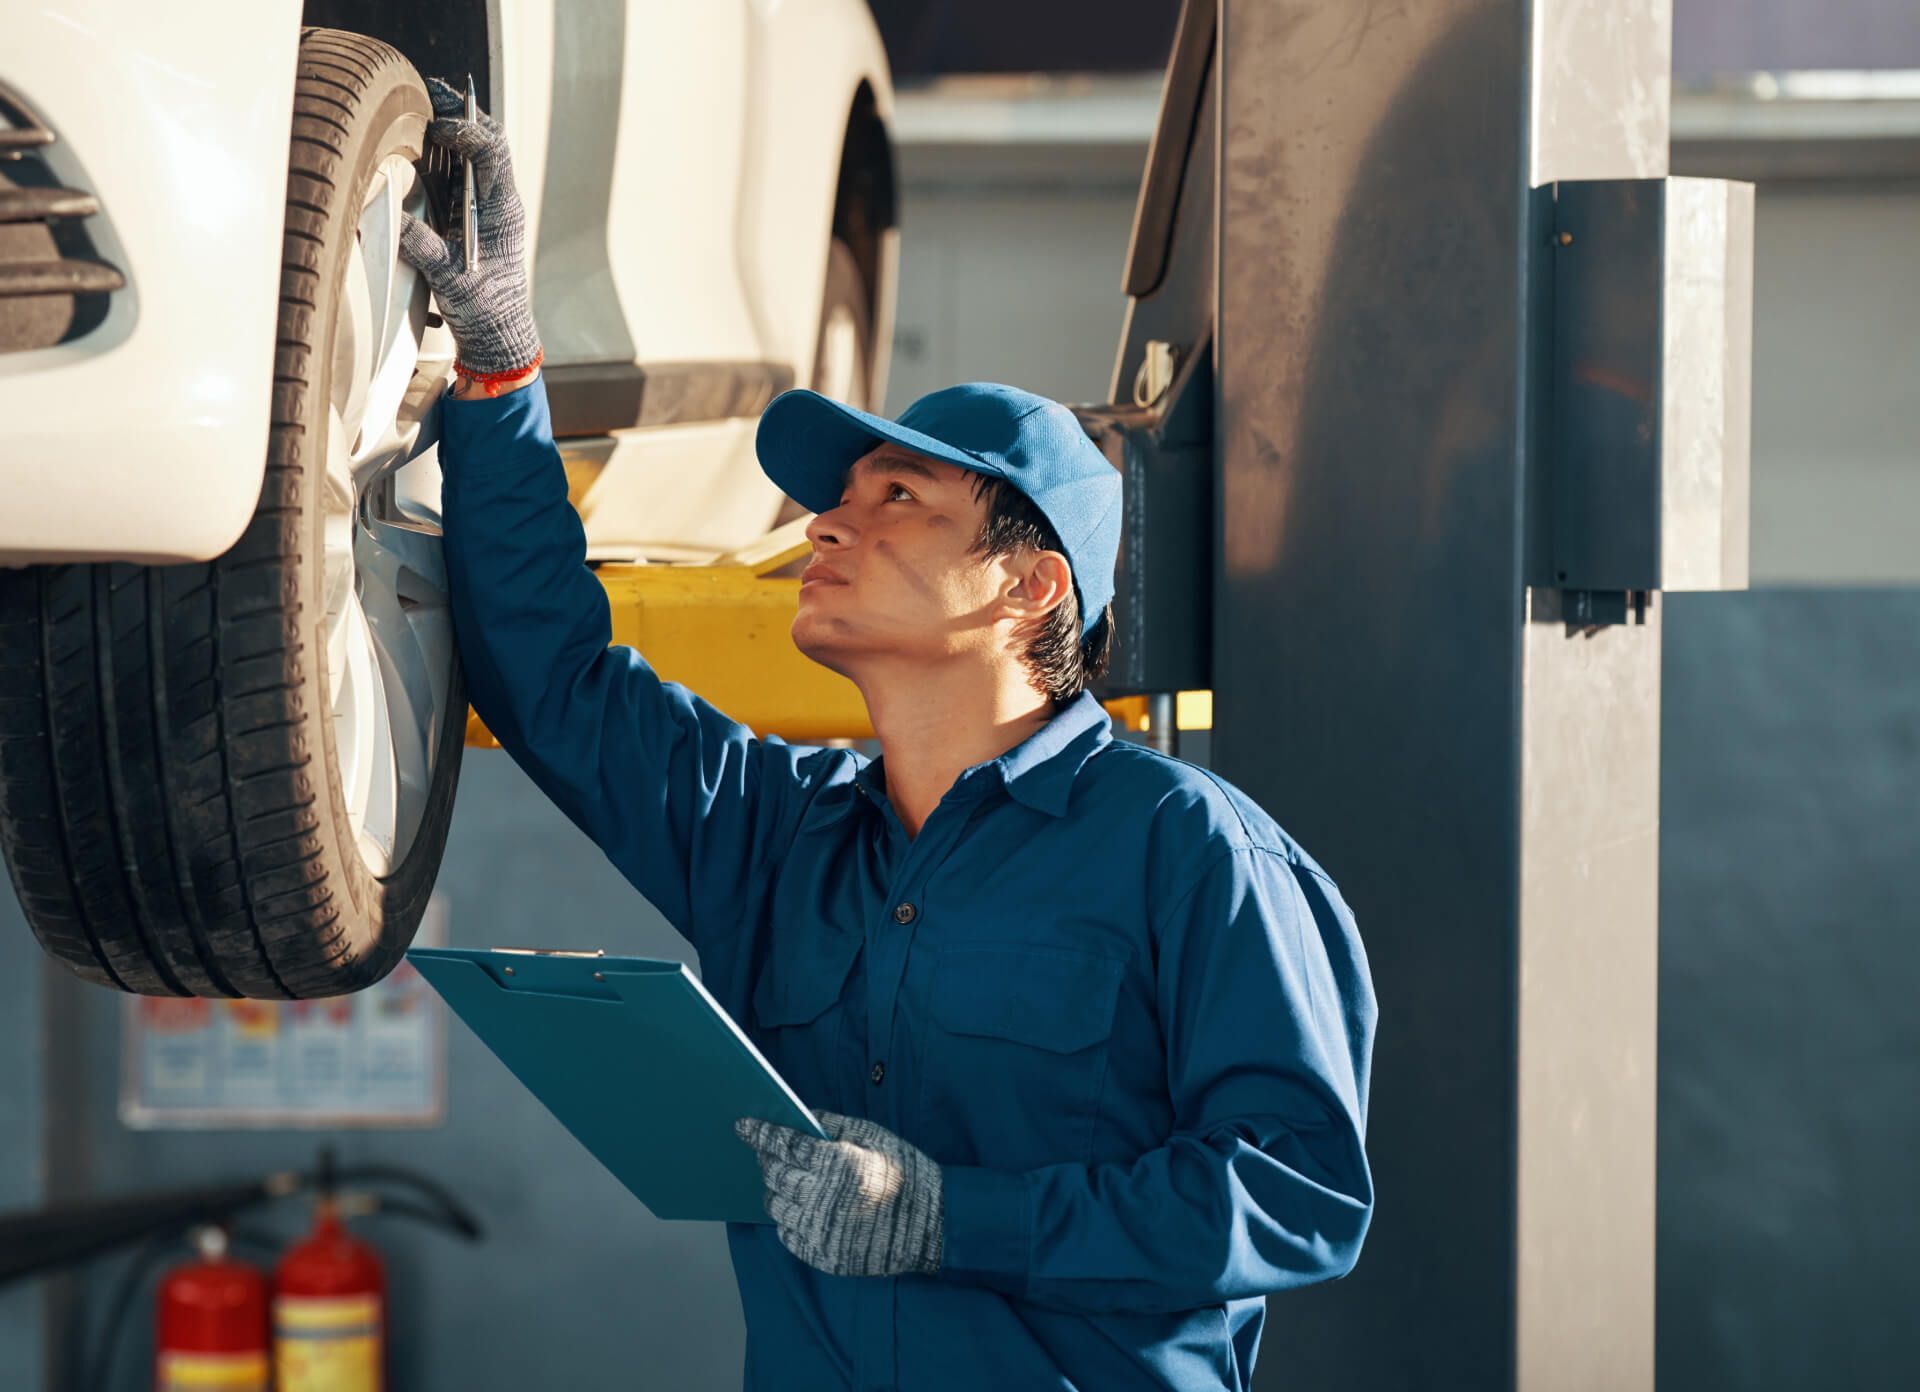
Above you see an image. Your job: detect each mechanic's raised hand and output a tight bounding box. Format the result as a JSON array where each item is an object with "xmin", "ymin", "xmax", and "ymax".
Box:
[
  {"xmin": 734, "ymin": 1110, "xmax": 945, "ymax": 1278},
  {"xmin": 397, "ymin": 76, "xmax": 543, "ymax": 384}
]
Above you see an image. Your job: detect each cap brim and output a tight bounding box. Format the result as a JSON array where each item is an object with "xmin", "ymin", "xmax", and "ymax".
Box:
[{"xmin": 755, "ymin": 390, "xmax": 1003, "ymax": 514}]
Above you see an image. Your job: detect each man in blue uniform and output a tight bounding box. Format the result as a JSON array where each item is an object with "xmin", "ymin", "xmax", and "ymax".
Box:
[{"xmin": 400, "ymin": 83, "xmax": 1375, "ymax": 1391}]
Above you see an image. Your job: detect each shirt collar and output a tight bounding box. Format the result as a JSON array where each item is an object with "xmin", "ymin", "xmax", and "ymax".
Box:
[
  {"xmin": 804, "ymin": 691, "xmax": 1113, "ymax": 831},
  {"xmin": 989, "ymin": 689, "xmax": 1113, "ymax": 817},
  {"xmin": 867, "ymin": 690, "xmax": 1113, "ymax": 817}
]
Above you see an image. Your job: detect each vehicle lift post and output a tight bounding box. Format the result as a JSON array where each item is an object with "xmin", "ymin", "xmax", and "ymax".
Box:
[{"xmin": 1095, "ymin": 0, "xmax": 1748, "ymax": 1388}]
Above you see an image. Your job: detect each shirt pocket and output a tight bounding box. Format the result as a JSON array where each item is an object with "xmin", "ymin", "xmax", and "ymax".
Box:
[
  {"xmin": 917, "ymin": 943, "xmax": 1126, "ymax": 1170},
  {"xmin": 750, "ymin": 927, "xmax": 864, "ymax": 1112}
]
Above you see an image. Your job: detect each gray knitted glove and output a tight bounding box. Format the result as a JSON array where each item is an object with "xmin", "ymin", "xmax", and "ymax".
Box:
[
  {"xmin": 734, "ymin": 1110, "xmax": 945, "ymax": 1277},
  {"xmin": 397, "ymin": 76, "xmax": 543, "ymax": 382}
]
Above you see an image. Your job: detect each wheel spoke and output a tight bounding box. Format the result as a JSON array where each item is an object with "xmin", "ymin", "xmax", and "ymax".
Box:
[
  {"xmin": 390, "ymin": 340, "xmax": 453, "ymax": 530},
  {"xmin": 356, "ymin": 566, "xmax": 440, "ymax": 866},
  {"xmin": 357, "ymin": 515, "xmax": 453, "ymax": 724},
  {"xmin": 332, "ymin": 591, "xmax": 381, "ymax": 848},
  {"xmin": 356, "ymin": 611, "xmax": 400, "ymax": 878},
  {"xmin": 357, "ymin": 513, "xmax": 446, "ymax": 602},
  {"xmin": 351, "ymin": 173, "xmax": 439, "ymax": 495},
  {"xmin": 322, "ymin": 403, "xmax": 356, "ymax": 513},
  {"xmin": 356, "ymin": 511, "xmax": 453, "ymax": 835},
  {"xmin": 358, "ymin": 161, "xmax": 398, "ymax": 372},
  {"xmin": 322, "ymin": 406, "xmax": 358, "ymax": 711},
  {"xmin": 352, "ymin": 330, "xmax": 421, "ymax": 492},
  {"xmin": 325, "ymin": 561, "xmax": 353, "ymax": 710},
  {"xmin": 331, "ymin": 228, "xmax": 376, "ymax": 451}
]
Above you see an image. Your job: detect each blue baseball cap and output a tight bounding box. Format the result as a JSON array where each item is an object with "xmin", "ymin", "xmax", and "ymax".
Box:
[{"xmin": 755, "ymin": 382, "xmax": 1121, "ymax": 637}]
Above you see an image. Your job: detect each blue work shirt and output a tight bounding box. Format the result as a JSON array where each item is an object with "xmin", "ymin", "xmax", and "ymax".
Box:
[{"xmin": 439, "ymin": 379, "xmax": 1377, "ymax": 1392}]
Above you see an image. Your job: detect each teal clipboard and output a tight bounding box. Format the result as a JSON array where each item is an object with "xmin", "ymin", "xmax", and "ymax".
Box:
[{"xmin": 407, "ymin": 947, "xmax": 827, "ymax": 1224}]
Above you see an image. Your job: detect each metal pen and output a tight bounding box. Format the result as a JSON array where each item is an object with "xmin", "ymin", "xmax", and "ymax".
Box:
[{"xmin": 461, "ymin": 74, "xmax": 479, "ymax": 270}]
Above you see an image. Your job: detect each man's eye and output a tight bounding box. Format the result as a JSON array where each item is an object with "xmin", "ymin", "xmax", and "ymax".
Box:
[{"xmin": 887, "ymin": 483, "xmax": 914, "ymax": 502}]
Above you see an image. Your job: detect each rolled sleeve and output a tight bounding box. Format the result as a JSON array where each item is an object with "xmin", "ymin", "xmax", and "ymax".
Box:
[{"xmin": 938, "ymin": 1164, "xmax": 1032, "ymax": 1295}]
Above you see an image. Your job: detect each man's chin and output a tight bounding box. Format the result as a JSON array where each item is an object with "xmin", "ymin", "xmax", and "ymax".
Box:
[
  {"xmin": 793, "ymin": 611, "xmax": 940, "ymax": 678},
  {"xmin": 791, "ymin": 620, "xmax": 858, "ymax": 679}
]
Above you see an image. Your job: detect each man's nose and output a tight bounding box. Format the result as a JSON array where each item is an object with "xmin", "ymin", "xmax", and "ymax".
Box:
[{"xmin": 805, "ymin": 505, "xmax": 858, "ymax": 550}]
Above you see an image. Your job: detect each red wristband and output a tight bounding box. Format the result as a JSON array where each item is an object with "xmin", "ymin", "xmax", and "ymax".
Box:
[{"xmin": 453, "ymin": 348, "xmax": 544, "ymax": 397}]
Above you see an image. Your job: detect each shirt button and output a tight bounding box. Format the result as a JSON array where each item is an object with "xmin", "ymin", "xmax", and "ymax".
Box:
[
  {"xmin": 892, "ymin": 902, "xmax": 917, "ymax": 924},
  {"xmin": 871, "ymin": 1061, "xmax": 886, "ymax": 1085}
]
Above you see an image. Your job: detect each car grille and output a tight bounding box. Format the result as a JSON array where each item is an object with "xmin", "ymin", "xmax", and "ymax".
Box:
[{"xmin": 1, "ymin": 81, "xmax": 125, "ymax": 354}]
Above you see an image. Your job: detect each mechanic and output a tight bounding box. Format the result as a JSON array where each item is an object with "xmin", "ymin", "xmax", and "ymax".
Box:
[{"xmin": 399, "ymin": 81, "xmax": 1375, "ymax": 1391}]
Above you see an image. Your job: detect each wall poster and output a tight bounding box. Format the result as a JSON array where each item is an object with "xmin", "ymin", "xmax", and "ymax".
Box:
[{"xmin": 119, "ymin": 895, "xmax": 447, "ymax": 1129}]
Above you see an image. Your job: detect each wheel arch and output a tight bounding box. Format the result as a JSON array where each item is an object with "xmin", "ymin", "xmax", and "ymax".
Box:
[
  {"xmin": 831, "ymin": 80, "xmax": 900, "ymax": 409},
  {"xmin": 734, "ymin": 0, "xmax": 895, "ymax": 405},
  {"xmin": 300, "ymin": 0, "xmax": 494, "ymax": 104}
]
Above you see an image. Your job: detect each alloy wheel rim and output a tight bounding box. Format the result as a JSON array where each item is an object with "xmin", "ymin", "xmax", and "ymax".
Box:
[{"xmin": 321, "ymin": 151, "xmax": 456, "ymax": 878}]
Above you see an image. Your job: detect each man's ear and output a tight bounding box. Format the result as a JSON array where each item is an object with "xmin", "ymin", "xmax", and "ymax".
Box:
[{"xmin": 999, "ymin": 550, "xmax": 1074, "ymax": 624}]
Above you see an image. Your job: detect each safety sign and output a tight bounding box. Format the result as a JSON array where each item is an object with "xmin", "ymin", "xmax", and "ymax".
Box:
[{"xmin": 120, "ymin": 897, "xmax": 447, "ymax": 1129}]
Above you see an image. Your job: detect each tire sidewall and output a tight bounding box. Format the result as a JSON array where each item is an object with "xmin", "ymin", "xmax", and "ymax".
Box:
[
  {"xmin": 814, "ymin": 237, "xmax": 873, "ymax": 409},
  {"xmin": 296, "ymin": 64, "xmax": 461, "ymax": 988}
]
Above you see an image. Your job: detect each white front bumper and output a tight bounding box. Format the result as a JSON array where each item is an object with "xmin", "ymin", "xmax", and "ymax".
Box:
[{"xmin": 0, "ymin": 2, "xmax": 302, "ymax": 564}]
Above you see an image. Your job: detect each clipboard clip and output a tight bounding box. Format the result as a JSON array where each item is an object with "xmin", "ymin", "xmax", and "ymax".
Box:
[{"xmin": 491, "ymin": 947, "xmax": 607, "ymax": 957}]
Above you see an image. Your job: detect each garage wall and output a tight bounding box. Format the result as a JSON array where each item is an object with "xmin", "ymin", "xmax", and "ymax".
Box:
[
  {"xmin": 1675, "ymin": 0, "xmax": 1920, "ymax": 74},
  {"xmin": 1744, "ymin": 186, "xmax": 1920, "ymax": 585},
  {"xmin": 0, "ymin": 918, "xmax": 46, "ymax": 1388},
  {"xmin": 883, "ymin": 160, "xmax": 1141, "ymax": 410},
  {"xmin": 1660, "ymin": 184, "xmax": 1920, "ymax": 1392},
  {"xmin": 1659, "ymin": 590, "xmax": 1920, "ymax": 1388}
]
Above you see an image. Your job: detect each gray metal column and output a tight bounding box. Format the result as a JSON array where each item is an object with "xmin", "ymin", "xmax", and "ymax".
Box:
[{"xmin": 1210, "ymin": 2, "xmax": 1722, "ymax": 1387}]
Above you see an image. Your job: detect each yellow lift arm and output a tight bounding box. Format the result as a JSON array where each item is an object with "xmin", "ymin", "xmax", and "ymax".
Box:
[{"xmin": 463, "ymin": 520, "xmax": 1211, "ymax": 749}]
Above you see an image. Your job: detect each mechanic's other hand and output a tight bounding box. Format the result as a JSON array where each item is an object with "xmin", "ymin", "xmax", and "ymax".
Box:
[
  {"xmin": 734, "ymin": 1111, "xmax": 945, "ymax": 1278},
  {"xmin": 397, "ymin": 76, "xmax": 542, "ymax": 384}
]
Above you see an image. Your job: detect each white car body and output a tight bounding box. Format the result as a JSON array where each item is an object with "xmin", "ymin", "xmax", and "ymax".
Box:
[{"xmin": 0, "ymin": 0, "xmax": 895, "ymax": 565}]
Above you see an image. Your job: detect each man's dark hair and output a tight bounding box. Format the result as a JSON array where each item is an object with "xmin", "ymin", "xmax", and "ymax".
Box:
[{"xmin": 969, "ymin": 475, "xmax": 1113, "ymax": 704}]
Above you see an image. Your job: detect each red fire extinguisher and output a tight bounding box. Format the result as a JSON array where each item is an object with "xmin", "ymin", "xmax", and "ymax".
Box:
[
  {"xmin": 154, "ymin": 1226, "xmax": 270, "ymax": 1392},
  {"xmin": 273, "ymin": 1181, "xmax": 388, "ymax": 1392}
]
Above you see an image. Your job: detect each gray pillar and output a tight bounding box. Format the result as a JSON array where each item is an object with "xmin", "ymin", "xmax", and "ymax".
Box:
[{"xmin": 1212, "ymin": 2, "xmax": 1688, "ymax": 1387}]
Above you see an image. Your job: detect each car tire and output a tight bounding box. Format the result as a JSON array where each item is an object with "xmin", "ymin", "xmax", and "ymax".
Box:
[
  {"xmin": 771, "ymin": 236, "xmax": 873, "ymax": 529},
  {"xmin": 812, "ymin": 236, "xmax": 874, "ymax": 410},
  {"xmin": 0, "ymin": 29, "xmax": 463, "ymax": 998}
]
